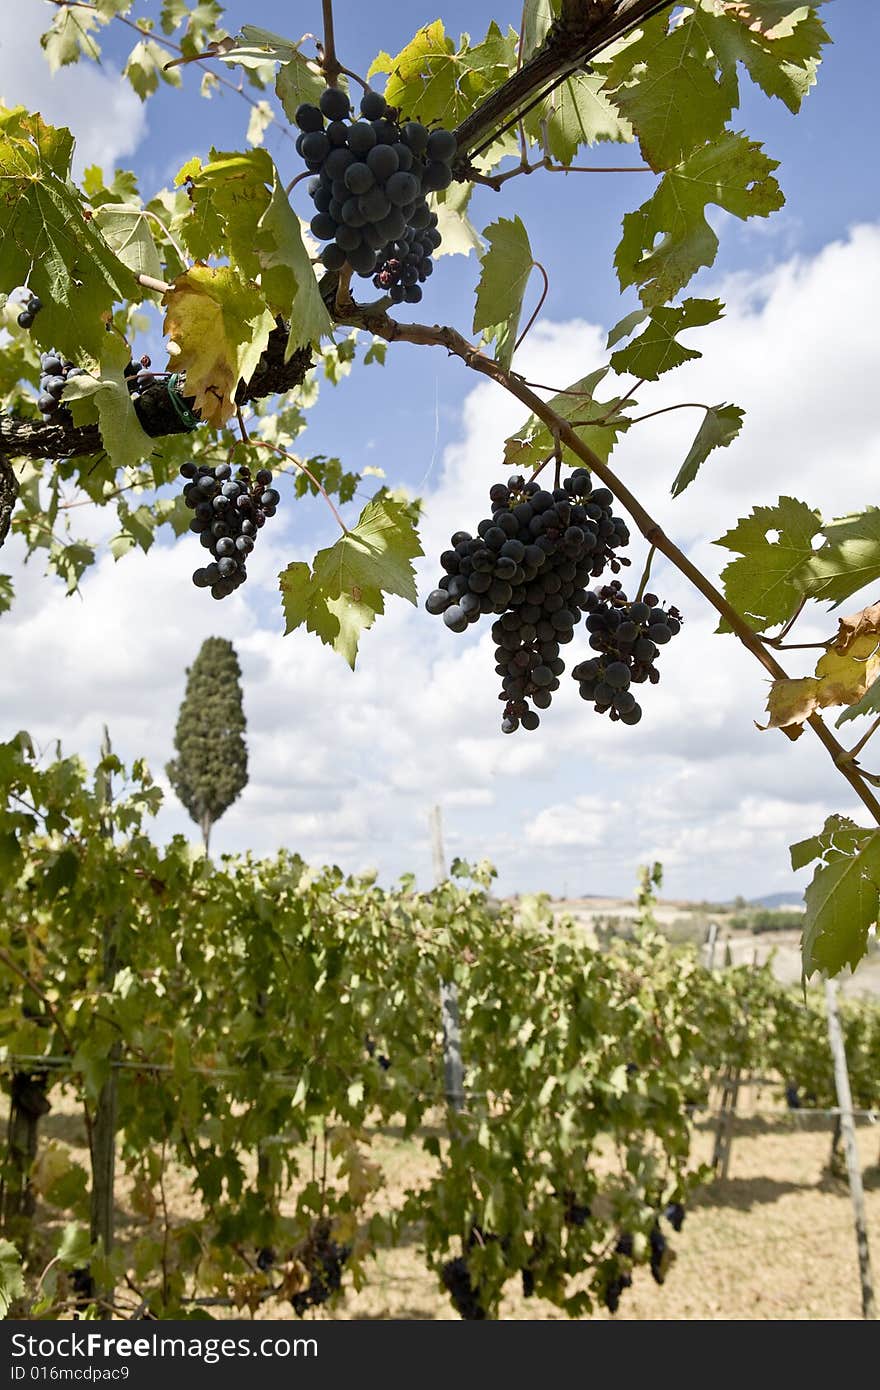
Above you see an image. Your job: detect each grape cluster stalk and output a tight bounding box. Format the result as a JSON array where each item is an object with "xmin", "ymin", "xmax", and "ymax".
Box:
[
  {"xmin": 295, "ymin": 86, "xmax": 453, "ymax": 301},
  {"xmin": 181, "ymin": 461, "xmax": 280, "ymax": 600}
]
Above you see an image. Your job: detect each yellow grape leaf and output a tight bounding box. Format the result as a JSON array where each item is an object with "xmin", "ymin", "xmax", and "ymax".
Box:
[
  {"xmin": 162, "ymin": 265, "xmax": 275, "ymax": 428},
  {"xmin": 31, "ymin": 1141, "xmax": 72, "ymax": 1197},
  {"xmin": 760, "ymin": 677, "xmax": 816, "ymax": 736},
  {"xmin": 332, "ymin": 1212, "xmax": 358, "ymax": 1245},
  {"xmin": 832, "ymin": 601, "xmax": 880, "ymax": 654},
  {"xmin": 761, "ymin": 631, "xmax": 880, "ymax": 733}
]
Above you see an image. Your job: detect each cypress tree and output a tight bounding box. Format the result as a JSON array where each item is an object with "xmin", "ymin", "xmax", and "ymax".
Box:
[{"xmin": 166, "ymin": 637, "xmax": 248, "ymax": 852}]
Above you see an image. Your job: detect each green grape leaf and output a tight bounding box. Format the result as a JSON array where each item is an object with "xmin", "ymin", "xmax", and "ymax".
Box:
[
  {"xmin": 41, "ymin": 6, "xmax": 101, "ymax": 72},
  {"xmin": 56, "ymin": 1223, "xmax": 92, "ymax": 1270},
  {"xmin": 431, "ymin": 184, "xmax": 482, "ymax": 259},
  {"xmin": 173, "ymin": 155, "xmax": 228, "ymax": 262},
  {"xmin": 83, "ymin": 165, "xmax": 141, "ymax": 206},
  {"xmin": 606, "ymin": 307, "xmax": 650, "ymax": 350},
  {"xmin": 225, "ymin": 25, "xmax": 303, "ymax": 62},
  {"xmin": 257, "ymin": 171, "xmax": 333, "ymax": 354},
  {"xmin": 715, "ymin": 497, "xmax": 821, "ymax": 633},
  {"xmin": 0, "ymin": 575, "xmax": 13, "ymax": 615},
  {"xmin": 155, "ymin": 493, "xmax": 193, "ymax": 539},
  {"xmin": 473, "ymin": 216, "xmax": 534, "ymax": 370},
  {"xmin": 172, "ymin": 150, "xmax": 330, "ymax": 352},
  {"xmin": 801, "ymin": 828, "xmax": 880, "ymax": 978},
  {"xmin": 598, "ymin": 11, "xmax": 735, "ymax": 170},
  {"xmin": 61, "ymin": 337, "xmax": 153, "ymax": 470},
  {"xmin": 520, "ymin": 0, "xmax": 556, "ymax": 58},
  {"xmin": 0, "ymin": 108, "xmax": 138, "ymax": 361},
  {"xmin": 163, "ymin": 265, "xmax": 276, "ymax": 427},
  {"xmin": 275, "ymin": 55, "xmax": 326, "ymax": 121},
  {"xmin": 369, "ymin": 20, "xmax": 516, "ymax": 130},
  {"xmin": 610, "ymin": 298, "xmax": 724, "ymax": 381},
  {"xmin": 108, "ymin": 502, "xmax": 162, "ymax": 560},
  {"xmin": 279, "ymin": 495, "xmax": 422, "ymax": 667},
  {"xmin": 124, "ymin": 39, "xmax": 182, "ymax": 100},
  {"xmin": 504, "ymin": 367, "xmax": 631, "ymax": 471},
  {"xmin": 700, "ymin": 4, "xmax": 831, "ymax": 116},
  {"xmin": 522, "ymin": 71, "xmax": 632, "ymax": 163},
  {"xmin": 175, "ymin": 150, "xmax": 275, "ymax": 275},
  {"xmin": 835, "ymin": 674, "xmax": 880, "ymax": 729},
  {"xmin": 671, "ymin": 402, "xmax": 745, "ymax": 498},
  {"xmin": 247, "ymin": 100, "xmax": 274, "ymax": 147},
  {"xmin": 92, "ymin": 203, "xmax": 163, "ymax": 285},
  {"xmin": 790, "ymin": 813, "xmax": 863, "ymax": 872},
  {"xmin": 615, "ymin": 132, "xmax": 783, "ymax": 307},
  {"xmin": 801, "ymin": 509, "xmax": 880, "ymax": 607},
  {"xmin": 0, "ymin": 1239, "xmax": 24, "ymax": 1318}
]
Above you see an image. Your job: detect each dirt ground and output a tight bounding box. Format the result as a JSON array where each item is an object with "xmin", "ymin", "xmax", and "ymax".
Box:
[{"xmin": 23, "ymin": 1087, "xmax": 880, "ymax": 1322}]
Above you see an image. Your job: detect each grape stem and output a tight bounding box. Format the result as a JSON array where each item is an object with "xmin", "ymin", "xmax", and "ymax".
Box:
[
  {"xmin": 635, "ymin": 545, "xmax": 656, "ymax": 602},
  {"xmin": 285, "ymin": 170, "xmax": 313, "ymax": 195},
  {"xmin": 467, "ymin": 156, "xmax": 652, "ymax": 191},
  {"xmin": 336, "ymin": 65, "xmax": 370, "ymax": 94},
  {"xmin": 318, "ymin": 0, "xmax": 341, "ymax": 87},
  {"xmin": 514, "ymin": 262, "xmax": 550, "ymax": 354},
  {"xmin": 624, "ymin": 402, "xmax": 714, "ymax": 426},
  {"xmin": 333, "ymin": 300, "xmax": 880, "ymax": 827},
  {"xmin": 840, "ymin": 715, "xmax": 880, "ymax": 767},
  {"xmin": 230, "ymin": 438, "xmax": 350, "ymax": 535}
]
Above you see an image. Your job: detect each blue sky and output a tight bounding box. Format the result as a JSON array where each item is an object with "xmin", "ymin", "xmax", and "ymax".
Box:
[{"xmin": 1, "ymin": 1, "xmax": 879, "ymax": 903}]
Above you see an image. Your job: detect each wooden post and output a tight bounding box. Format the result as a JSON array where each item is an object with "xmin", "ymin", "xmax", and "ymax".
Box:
[
  {"xmin": 824, "ymin": 976, "xmax": 876, "ymax": 1320},
  {"xmin": 703, "ymin": 921, "xmax": 718, "ymax": 971},
  {"xmin": 711, "ymin": 1067, "xmax": 740, "ymax": 1179},
  {"xmin": 430, "ymin": 807, "xmax": 464, "ymax": 1113},
  {"xmin": 2, "ymin": 1070, "xmax": 50, "ymax": 1251},
  {"xmin": 721, "ymin": 1072, "xmax": 740, "ymax": 1181},
  {"xmin": 89, "ymin": 727, "xmax": 120, "ymax": 1317}
]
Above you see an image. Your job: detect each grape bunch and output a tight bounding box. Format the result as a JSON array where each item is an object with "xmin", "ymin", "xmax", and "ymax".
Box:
[
  {"xmin": 572, "ymin": 581, "xmax": 682, "ymax": 725},
  {"xmin": 36, "ymin": 350, "xmax": 87, "ymax": 422},
  {"xmin": 16, "ymin": 289, "xmax": 42, "ymax": 330},
  {"xmin": 440, "ymin": 1256, "xmax": 487, "ymax": 1320},
  {"xmin": 603, "ymin": 1263, "xmax": 633, "ymax": 1314},
  {"xmin": 364, "ymin": 1034, "xmax": 391, "ymax": 1070},
  {"xmin": 424, "ymin": 468, "xmax": 631, "ymax": 733},
  {"xmin": 181, "ymin": 461, "xmax": 280, "ymax": 600},
  {"xmin": 649, "ymin": 1223, "xmax": 671, "ymax": 1285},
  {"xmin": 290, "ymin": 1219, "xmax": 351, "ymax": 1316},
  {"xmin": 295, "ymin": 85, "xmax": 452, "ymax": 302},
  {"xmin": 562, "ymin": 1191, "xmax": 591, "ymax": 1228},
  {"xmin": 664, "ymin": 1201, "xmax": 686, "ymax": 1232},
  {"xmin": 123, "ymin": 354, "xmax": 156, "ymax": 404}
]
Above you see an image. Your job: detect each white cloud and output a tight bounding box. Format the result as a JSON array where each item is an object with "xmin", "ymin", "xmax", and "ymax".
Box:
[
  {"xmin": 0, "ymin": 0, "xmax": 146, "ymax": 175},
  {"xmin": 2, "ymin": 226, "xmax": 880, "ymax": 902}
]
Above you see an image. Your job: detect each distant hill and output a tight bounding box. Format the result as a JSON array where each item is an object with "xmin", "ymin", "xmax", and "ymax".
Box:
[{"xmin": 748, "ymin": 892, "xmax": 804, "ymax": 909}]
